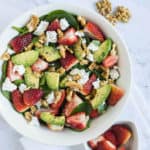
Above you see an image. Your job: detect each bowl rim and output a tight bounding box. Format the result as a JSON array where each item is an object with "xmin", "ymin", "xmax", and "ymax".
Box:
[{"xmin": 0, "ymin": 2, "xmax": 132, "ymax": 146}]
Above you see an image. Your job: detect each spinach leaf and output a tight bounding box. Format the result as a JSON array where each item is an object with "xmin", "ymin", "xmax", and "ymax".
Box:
[
  {"xmin": 97, "ymin": 102, "xmax": 108, "ymax": 113},
  {"xmin": 12, "ymin": 26, "xmax": 28, "ymax": 35},
  {"xmin": 40, "ymin": 10, "xmax": 79, "ymax": 29},
  {"xmin": 13, "ymin": 79, "xmax": 24, "ymax": 86}
]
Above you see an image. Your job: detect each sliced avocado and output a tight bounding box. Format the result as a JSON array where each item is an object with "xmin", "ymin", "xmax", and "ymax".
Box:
[
  {"xmin": 39, "ymin": 46, "xmax": 61, "ymax": 62},
  {"xmin": 11, "ymin": 50, "xmax": 39, "ymax": 66},
  {"xmin": 73, "ymin": 39, "xmax": 85, "ymax": 60},
  {"xmin": 40, "ymin": 112, "xmax": 65, "ymax": 126},
  {"xmin": 45, "ymin": 72, "xmax": 59, "ymax": 90},
  {"xmin": 60, "ymin": 76, "xmax": 68, "ymax": 88},
  {"xmin": 94, "ymin": 39, "xmax": 112, "ymax": 63},
  {"xmin": 24, "ymin": 67, "xmax": 39, "ymax": 88},
  {"xmin": 91, "ymin": 84, "xmax": 111, "ymax": 109}
]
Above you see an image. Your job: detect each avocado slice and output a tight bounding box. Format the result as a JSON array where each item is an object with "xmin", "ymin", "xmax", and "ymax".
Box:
[
  {"xmin": 73, "ymin": 39, "xmax": 85, "ymax": 60},
  {"xmin": 94, "ymin": 39, "xmax": 112, "ymax": 63},
  {"xmin": 24, "ymin": 67, "xmax": 39, "ymax": 88},
  {"xmin": 91, "ymin": 84, "xmax": 111, "ymax": 109},
  {"xmin": 39, "ymin": 46, "xmax": 61, "ymax": 62},
  {"xmin": 11, "ymin": 50, "xmax": 39, "ymax": 66},
  {"xmin": 40, "ymin": 112, "xmax": 65, "ymax": 126},
  {"xmin": 60, "ymin": 76, "xmax": 68, "ymax": 88},
  {"xmin": 46, "ymin": 72, "xmax": 59, "ymax": 90}
]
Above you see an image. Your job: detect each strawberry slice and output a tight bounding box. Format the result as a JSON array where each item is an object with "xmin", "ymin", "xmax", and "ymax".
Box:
[
  {"xmin": 32, "ymin": 58, "xmax": 48, "ymax": 72},
  {"xmin": 47, "ymin": 19, "xmax": 60, "ymax": 31},
  {"xmin": 103, "ymin": 130, "xmax": 117, "ymax": 146},
  {"xmin": 11, "ymin": 90, "xmax": 29, "ymax": 112},
  {"xmin": 111, "ymin": 125, "xmax": 132, "ymax": 146},
  {"xmin": 90, "ymin": 109, "xmax": 100, "ymax": 119},
  {"xmin": 23, "ymin": 89, "xmax": 43, "ymax": 106},
  {"xmin": 10, "ymin": 33, "xmax": 32, "ymax": 53},
  {"xmin": 66, "ymin": 112, "xmax": 89, "ymax": 130},
  {"xmin": 81, "ymin": 74, "xmax": 97, "ymax": 95},
  {"xmin": 7, "ymin": 61, "xmax": 22, "ymax": 81},
  {"xmin": 107, "ymin": 84, "xmax": 124, "ymax": 106},
  {"xmin": 64, "ymin": 93, "xmax": 83, "ymax": 117},
  {"xmin": 97, "ymin": 140, "xmax": 116, "ymax": 150},
  {"xmin": 58, "ymin": 28, "xmax": 78, "ymax": 46},
  {"xmin": 102, "ymin": 56, "xmax": 118, "ymax": 68},
  {"xmin": 60, "ymin": 51, "xmax": 78, "ymax": 70},
  {"xmin": 84, "ymin": 22, "xmax": 104, "ymax": 42}
]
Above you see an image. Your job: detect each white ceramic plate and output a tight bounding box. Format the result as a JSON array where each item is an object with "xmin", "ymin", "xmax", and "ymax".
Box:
[{"xmin": 0, "ymin": 3, "xmax": 131, "ymax": 146}]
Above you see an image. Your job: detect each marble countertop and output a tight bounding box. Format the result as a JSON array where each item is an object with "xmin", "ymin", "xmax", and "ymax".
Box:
[{"xmin": 0, "ymin": 0, "xmax": 149, "ymax": 149}]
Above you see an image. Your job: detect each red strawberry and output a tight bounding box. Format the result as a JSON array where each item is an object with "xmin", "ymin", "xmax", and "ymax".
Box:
[
  {"xmin": 118, "ymin": 146, "xmax": 126, "ymax": 150},
  {"xmin": 50, "ymin": 90, "xmax": 66, "ymax": 109},
  {"xmin": 10, "ymin": 33, "xmax": 32, "ymax": 53},
  {"xmin": 32, "ymin": 58, "xmax": 48, "ymax": 72},
  {"xmin": 11, "ymin": 90, "xmax": 29, "ymax": 112},
  {"xmin": 47, "ymin": 19, "xmax": 60, "ymax": 31},
  {"xmin": 97, "ymin": 140, "xmax": 116, "ymax": 150},
  {"xmin": 107, "ymin": 84, "xmax": 124, "ymax": 106},
  {"xmin": 58, "ymin": 28, "xmax": 78, "ymax": 46},
  {"xmin": 60, "ymin": 51, "xmax": 78, "ymax": 70},
  {"xmin": 23, "ymin": 89, "xmax": 43, "ymax": 106},
  {"xmin": 84, "ymin": 22, "xmax": 105, "ymax": 42},
  {"xmin": 102, "ymin": 56, "xmax": 118, "ymax": 68},
  {"xmin": 81, "ymin": 74, "xmax": 97, "ymax": 95},
  {"xmin": 66, "ymin": 112, "xmax": 89, "ymax": 130},
  {"xmin": 7, "ymin": 61, "xmax": 22, "ymax": 81},
  {"xmin": 103, "ymin": 130, "xmax": 117, "ymax": 146},
  {"xmin": 111, "ymin": 125, "xmax": 132, "ymax": 146},
  {"xmin": 88, "ymin": 136, "xmax": 105, "ymax": 150},
  {"xmin": 90, "ymin": 109, "xmax": 100, "ymax": 119},
  {"xmin": 64, "ymin": 93, "xmax": 82, "ymax": 117}
]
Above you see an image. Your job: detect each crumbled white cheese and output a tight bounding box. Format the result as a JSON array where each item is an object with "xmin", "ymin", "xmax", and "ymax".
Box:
[
  {"xmin": 110, "ymin": 68, "xmax": 120, "ymax": 80},
  {"xmin": 13, "ymin": 65, "xmax": 25, "ymax": 75},
  {"xmin": 34, "ymin": 21, "xmax": 49, "ymax": 36},
  {"xmin": 60, "ymin": 18, "xmax": 69, "ymax": 31},
  {"xmin": 88, "ymin": 40, "xmax": 100, "ymax": 52},
  {"xmin": 19, "ymin": 83, "xmax": 27, "ymax": 93},
  {"xmin": 75, "ymin": 31, "xmax": 84, "ymax": 37},
  {"xmin": 35, "ymin": 101, "xmax": 41, "ymax": 109},
  {"xmin": 87, "ymin": 53, "xmax": 94, "ymax": 62},
  {"xmin": 46, "ymin": 31, "xmax": 57, "ymax": 44},
  {"xmin": 92, "ymin": 79, "xmax": 100, "ymax": 89},
  {"xmin": 46, "ymin": 92, "xmax": 55, "ymax": 104},
  {"xmin": 48, "ymin": 124, "xmax": 64, "ymax": 131},
  {"xmin": 7, "ymin": 47, "xmax": 15, "ymax": 55},
  {"xmin": 70, "ymin": 68, "xmax": 80, "ymax": 75},
  {"xmin": 82, "ymin": 38, "xmax": 86, "ymax": 44},
  {"xmin": 29, "ymin": 117, "xmax": 40, "ymax": 127},
  {"xmin": 2, "ymin": 77, "xmax": 17, "ymax": 92}
]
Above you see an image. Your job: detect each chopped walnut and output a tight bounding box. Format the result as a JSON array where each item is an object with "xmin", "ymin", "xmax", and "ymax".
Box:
[
  {"xmin": 24, "ymin": 43, "xmax": 34, "ymax": 51},
  {"xmin": 77, "ymin": 16, "xmax": 86, "ymax": 27},
  {"xmin": 1, "ymin": 51, "xmax": 10, "ymax": 60},
  {"xmin": 54, "ymin": 91, "xmax": 62, "ymax": 103},
  {"xmin": 57, "ymin": 29, "xmax": 64, "ymax": 38},
  {"xmin": 58, "ymin": 45, "xmax": 66, "ymax": 58},
  {"xmin": 101, "ymin": 68, "xmax": 110, "ymax": 79},
  {"xmin": 24, "ymin": 112, "xmax": 32, "ymax": 122},
  {"xmin": 72, "ymin": 74, "xmax": 81, "ymax": 81},
  {"xmin": 80, "ymin": 59, "xmax": 89, "ymax": 65},
  {"xmin": 57, "ymin": 67, "xmax": 65, "ymax": 75},
  {"xmin": 66, "ymin": 81, "xmax": 83, "ymax": 91},
  {"xmin": 41, "ymin": 99, "xmax": 49, "ymax": 108},
  {"xmin": 39, "ymin": 34, "xmax": 46, "ymax": 44},
  {"xmin": 89, "ymin": 62, "xmax": 99, "ymax": 70},
  {"xmin": 66, "ymin": 89, "xmax": 73, "ymax": 101},
  {"xmin": 30, "ymin": 106, "xmax": 37, "ymax": 115},
  {"xmin": 106, "ymin": 14, "xmax": 118, "ymax": 25},
  {"xmin": 110, "ymin": 43, "xmax": 118, "ymax": 56}
]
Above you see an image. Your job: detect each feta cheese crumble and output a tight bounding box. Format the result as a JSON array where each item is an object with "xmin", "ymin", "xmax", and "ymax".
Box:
[
  {"xmin": 13, "ymin": 65, "xmax": 25, "ymax": 75},
  {"xmin": 29, "ymin": 117, "xmax": 40, "ymax": 127},
  {"xmin": 46, "ymin": 92, "xmax": 55, "ymax": 104},
  {"xmin": 46, "ymin": 31, "xmax": 57, "ymax": 44},
  {"xmin": 88, "ymin": 40, "xmax": 100, "ymax": 52},
  {"xmin": 34, "ymin": 21, "xmax": 49, "ymax": 36},
  {"xmin": 87, "ymin": 53, "xmax": 94, "ymax": 62},
  {"xmin": 110, "ymin": 68, "xmax": 120, "ymax": 80},
  {"xmin": 7, "ymin": 48, "xmax": 15, "ymax": 55},
  {"xmin": 60, "ymin": 18, "xmax": 69, "ymax": 31},
  {"xmin": 35, "ymin": 101, "xmax": 41, "ymax": 109},
  {"xmin": 19, "ymin": 83, "xmax": 27, "ymax": 93},
  {"xmin": 2, "ymin": 77, "xmax": 17, "ymax": 92},
  {"xmin": 75, "ymin": 31, "xmax": 84, "ymax": 37},
  {"xmin": 92, "ymin": 79, "xmax": 100, "ymax": 89},
  {"xmin": 82, "ymin": 38, "xmax": 86, "ymax": 44}
]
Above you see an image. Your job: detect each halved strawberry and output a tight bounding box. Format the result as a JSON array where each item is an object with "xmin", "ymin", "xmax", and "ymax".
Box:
[
  {"xmin": 81, "ymin": 74, "xmax": 97, "ymax": 95},
  {"xmin": 64, "ymin": 93, "xmax": 83, "ymax": 117},
  {"xmin": 118, "ymin": 146, "xmax": 126, "ymax": 150},
  {"xmin": 88, "ymin": 136, "xmax": 105, "ymax": 150},
  {"xmin": 60, "ymin": 51, "xmax": 78, "ymax": 70},
  {"xmin": 84, "ymin": 22, "xmax": 104, "ymax": 42},
  {"xmin": 97, "ymin": 140, "xmax": 116, "ymax": 150},
  {"xmin": 23, "ymin": 89, "xmax": 43, "ymax": 106},
  {"xmin": 58, "ymin": 28, "xmax": 78, "ymax": 46},
  {"xmin": 47, "ymin": 19, "xmax": 60, "ymax": 31},
  {"xmin": 102, "ymin": 56, "xmax": 118, "ymax": 68},
  {"xmin": 103, "ymin": 130, "xmax": 117, "ymax": 146},
  {"xmin": 107, "ymin": 84, "xmax": 124, "ymax": 106},
  {"xmin": 11, "ymin": 90, "xmax": 29, "ymax": 112},
  {"xmin": 10, "ymin": 33, "xmax": 32, "ymax": 53},
  {"xmin": 90, "ymin": 109, "xmax": 100, "ymax": 119},
  {"xmin": 111, "ymin": 125, "xmax": 132, "ymax": 146},
  {"xmin": 32, "ymin": 58, "xmax": 48, "ymax": 72},
  {"xmin": 50, "ymin": 90, "xmax": 66, "ymax": 109},
  {"xmin": 66, "ymin": 112, "xmax": 89, "ymax": 131},
  {"xmin": 7, "ymin": 61, "xmax": 22, "ymax": 81}
]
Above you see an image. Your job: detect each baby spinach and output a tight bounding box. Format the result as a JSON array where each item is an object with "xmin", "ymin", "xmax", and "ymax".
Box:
[{"xmin": 12, "ymin": 26, "xmax": 28, "ymax": 35}]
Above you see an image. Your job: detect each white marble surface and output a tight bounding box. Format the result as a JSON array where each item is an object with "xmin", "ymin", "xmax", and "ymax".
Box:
[{"xmin": 0, "ymin": 0, "xmax": 150, "ymax": 149}]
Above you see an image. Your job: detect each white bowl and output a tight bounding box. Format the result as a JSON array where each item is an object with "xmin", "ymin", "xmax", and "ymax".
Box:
[
  {"xmin": 0, "ymin": 3, "xmax": 131, "ymax": 146},
  {"xmin": 84, "ymin": 121, "xmax": 139, "ymax": 150}
]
